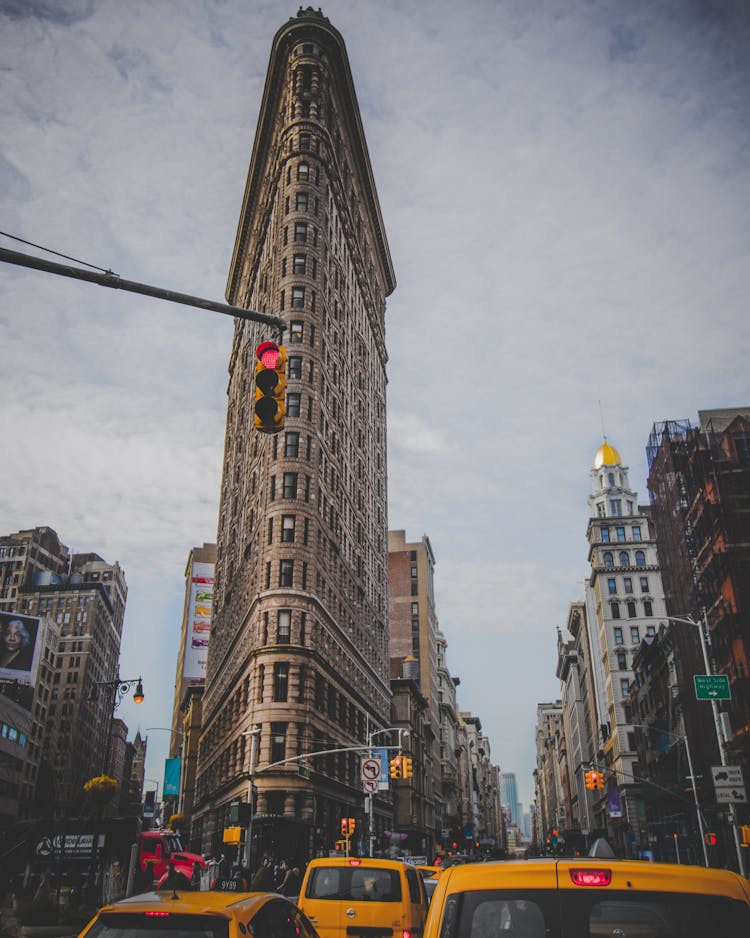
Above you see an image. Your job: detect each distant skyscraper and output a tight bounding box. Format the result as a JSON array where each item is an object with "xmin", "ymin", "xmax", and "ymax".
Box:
[
  {"xmin": 194, "ymin": 9, "xmax": 394, "ymax": 859},
  {"xmin": 500, "ymin": 772, "xmax": 520, "ymax": 827}
]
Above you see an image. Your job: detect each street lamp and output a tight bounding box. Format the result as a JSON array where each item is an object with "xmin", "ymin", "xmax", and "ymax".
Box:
[
  {"xmin": 662, "ymin": 614, "xmax": 745, "ymax": 875},
  {"xmin": 366, "ymin": 726, "xmax": 409, "ymax": 858},
  {"xmin": 86, "ymin": 675, "xmax": 144, "ymax": 775},
  {"xmin": 242, "ymin": 726, "xmax": 262, "ymax": 870}
]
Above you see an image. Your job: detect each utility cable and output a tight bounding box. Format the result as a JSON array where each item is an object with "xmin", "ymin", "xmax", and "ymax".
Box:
[{"xmin": 0, "ymin": 229, "xmax": 117, "ymax": 276}]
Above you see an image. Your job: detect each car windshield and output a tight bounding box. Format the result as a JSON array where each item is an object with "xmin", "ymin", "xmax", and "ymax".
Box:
[
  {"xmin": 86, "ymin": 912, "xmax": 229, "ymax": 938},
  {"xmin": 306, "ymin": 867, "xmax": 402, "ymax": 902}
]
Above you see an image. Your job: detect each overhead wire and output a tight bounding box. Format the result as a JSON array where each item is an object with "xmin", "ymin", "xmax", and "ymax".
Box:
[{"xmin": 0, "ymin": 229, "xmax": 118, "ymax": 276}]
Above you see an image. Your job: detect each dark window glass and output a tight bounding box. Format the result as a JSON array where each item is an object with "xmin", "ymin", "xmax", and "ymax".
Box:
[
  {"xmin": 288, "ymin": 356, "xmax": 302, "ymax": 379},
  {"xmin": 306, "ymin": 867, "xmax": 402, "ymax": 902},
  {"xmin": 86, "ymin": 914, "xmax": 230, "ymax": 938}
]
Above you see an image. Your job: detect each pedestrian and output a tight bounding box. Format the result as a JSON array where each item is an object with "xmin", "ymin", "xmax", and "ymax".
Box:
[
  {"xmin": 250, "ymin": 858, "xmax": 275, "ymax": 891},
  {"xmin": 279, "ymin": 865, "xmax": 301, "ymax": 897}
]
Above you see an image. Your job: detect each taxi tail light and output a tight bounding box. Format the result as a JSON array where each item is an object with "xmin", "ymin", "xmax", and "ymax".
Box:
[
  {"xmin": 569, "ymin": 868, "xmax": 612, "ymax": 887},
  {"xmin": 349, "ymin": 859, "xmax": 362, "ymax": 867},
  {"xmin": 403, "ymin": 930, "xmax": 412, "ymax": 938},
  {"xmin": 145, "ymin": 912, "xmax": 171, "ymax": 917}
]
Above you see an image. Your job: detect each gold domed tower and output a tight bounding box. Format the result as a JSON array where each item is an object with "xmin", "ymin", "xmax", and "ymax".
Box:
[{"xmin": 593, "ymin": 439, "xmax": 622, "ymax": 470}]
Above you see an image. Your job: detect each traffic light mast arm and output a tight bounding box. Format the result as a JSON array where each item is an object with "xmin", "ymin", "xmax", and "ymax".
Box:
[
  {"xmin": 0, "ymin": 246, "xmax": 285, "ymax": 332},
  {"xmin": 254, "ymin": 743, "xmax": 401, "ymax": 774}
]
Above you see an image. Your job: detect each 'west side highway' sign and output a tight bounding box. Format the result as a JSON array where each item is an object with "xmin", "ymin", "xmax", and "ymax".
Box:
[{"xmin": 694, "ymin": 674, "xmax": 731, "ymax": 700}]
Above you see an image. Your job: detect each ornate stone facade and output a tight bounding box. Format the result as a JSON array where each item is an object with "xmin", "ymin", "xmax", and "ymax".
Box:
[{"xmin": 193, "ymin": 9, "xmax": 394, "ymax": 860}]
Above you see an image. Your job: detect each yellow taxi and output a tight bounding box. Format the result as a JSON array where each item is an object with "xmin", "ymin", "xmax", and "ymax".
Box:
[
  {"xmin": 298, "ymin": 856, "xmax": 428, "ymax": 938},
  {"xmin": 79, "ymin": 888, "xmax": 318, "ymax": 938},
  {"xmin": 424, "ymin": 855, "xmax": 750, "ymax": 938}
]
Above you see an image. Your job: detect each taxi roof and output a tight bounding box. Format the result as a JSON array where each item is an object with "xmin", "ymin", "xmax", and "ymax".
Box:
[
  {"xmin": 435, "ymin": 859, "xmax": 750, "ymax": 902},
  {"xmin": 100, "ymin": 890, "xmax": 276, "ymax": 917},
  {"xmin": 305, "ymin": 857, "xmax": 415, "ymax": 869}
]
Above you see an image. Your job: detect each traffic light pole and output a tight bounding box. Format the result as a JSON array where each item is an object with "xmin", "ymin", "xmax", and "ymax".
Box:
[{"xmin": 366, "ymin": 727, "xmax": 408, "ymax": 858}]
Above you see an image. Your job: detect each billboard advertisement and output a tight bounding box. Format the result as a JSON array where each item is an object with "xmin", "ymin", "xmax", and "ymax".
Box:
[
  {"xmin": 0, "ymin": 611, "xmax": 41, "ymax": 684},
  {"xmin": 182, "ymin": 560, "xmax": 214, "ymax": 681}
]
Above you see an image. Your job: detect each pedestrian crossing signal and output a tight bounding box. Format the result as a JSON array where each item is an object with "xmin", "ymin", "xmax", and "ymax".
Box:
[{"xmin": 254, "ymin": 341, "xmax": 286, "ymax": 433}]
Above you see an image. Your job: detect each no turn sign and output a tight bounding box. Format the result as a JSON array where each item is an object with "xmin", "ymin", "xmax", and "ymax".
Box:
[{"xmin": 361, "ymin": 757, "xmax": 380, "ymax": 781}]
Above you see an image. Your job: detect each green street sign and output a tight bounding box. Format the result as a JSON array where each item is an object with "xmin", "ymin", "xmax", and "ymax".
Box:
[{"xmin": 694, "ymin": 674, "xmax": 731, "ymax": 701}]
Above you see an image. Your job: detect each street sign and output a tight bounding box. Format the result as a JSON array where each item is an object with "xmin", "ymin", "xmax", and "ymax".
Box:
[
  {"xmin": 363, "ymin": 777, "xmax": 379, "ymax": 794},
  {"xmin": 361, "ymin": 758, "xmax": 380, "ymax": 782},
  {"xmin": 712, "ymin": 765, "xmax": 744, "ymax": 787},
  {"xmin": 694, "ymin": 674, "xmax": 731, "ymax": 700},
  {"xmin": 715, "ymin": 787, "xmax": 747, "ymax": 804}
]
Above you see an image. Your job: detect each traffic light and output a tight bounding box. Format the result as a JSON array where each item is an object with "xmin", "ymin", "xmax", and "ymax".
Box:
[
  {"xmin": 390, "ymin": 756, "xmax": 403, "ymax": 779},
  {"xmin": 705, "ymin": 832, "xmax": 718, "ymax": 846},
  {"xmin": 254, "ymin": 341, "xmax": 286, "ymax": 433},
  {"xmin": 741, "ymin": 825, "xmax": 750, "ymax": 847},
  {"xmin": 402, "ymin": 757, "xmax": 413, "ymax": 779},
  {"xmin": 341, "ymin": 817, "xmax": 355, "ymax": 837},
  {"xmin": 585, "ymin": 770, "xmax": 605, "ymax": 790}
]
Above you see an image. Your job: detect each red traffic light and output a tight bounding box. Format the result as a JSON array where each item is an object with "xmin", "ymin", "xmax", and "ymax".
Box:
[{"xmin": 257, "ymin": 341, "xmax": 282, "ymax": 369}]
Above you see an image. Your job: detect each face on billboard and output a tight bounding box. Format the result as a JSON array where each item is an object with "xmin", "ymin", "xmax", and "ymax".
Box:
[{"xmin": 0, "ymin": 611, "xmax": 41, "ymax": 682}]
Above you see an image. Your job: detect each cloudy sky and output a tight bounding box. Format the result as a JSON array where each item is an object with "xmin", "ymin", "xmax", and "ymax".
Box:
[{"xmin": 1, "ymin": 0, "xmax": 749, "ymax": 811}]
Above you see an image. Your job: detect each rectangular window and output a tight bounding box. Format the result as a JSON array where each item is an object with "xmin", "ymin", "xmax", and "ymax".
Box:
[
  {"xmin": 607, "ymin": 578, "xmax": 617, "ymax": 595},
  {"xmin": 294, "ymin": 222, "xmax": 308, "ymax": 242},
  {"xmin": 616, "ymin": 526, "xmax": 626, "ymax": 542},
  {"xmin": 630, "ymin": 626, "xmax": 640, "ymax": 644},
  {"xmin": 617, "ymin": 653, "xmax": 627, "ymax": 670},
  {"xmin": 614, "ymin": 627, "xmax": 624, "ymax": 645},
  {"xmin": 293, "ymin": 254, "xmax": 306, "ymax": 275},
  {"xmin": 295, "ymin": 191, "xmax": 309, "ymax": 212},
  {"xmin": 646, "ymin": 624, "xmax": 656, "ymax": 637},
  {"xmin": 279, "ymin": 560, "xmax": 294, "ymax": 587},
  {"xmin": 627, "ymin": 601, "xmax": 637, "ymax": 618},
  {"xmin": 277, "ymin": 610, "xmax": 291, "ymax": 643},
  {"xmin": 288, "ymin": 356, "xmax": 302, "ymax": 379},
  {"xmin": 285, "ymin": 431, "xmax": 300, "ymax": 457},
  {"xmin": 287, "ymin": 392, "xmax": 301, "ymax": 417},
  {"xmin": 283, "ymin": 473, "xmax": 298, "ymax": 498},
  {"xmin": 291, "ymin": 286, "xmax": 305, "ymax": 308},
  {"xmin": 611, "ymin": 499, "xmax": 622, "ymax": 516},
  {"xmin": 299, "ymin": 133, "xmax": 310, "ymax": 150},
  {"xmin": 640, "ymin": 576, "xmax": 649, "ymax": 592},
  {"xmin": 644, "ymin": 600, "xmax": 653, "ymax": 617},
  {"xmin": 632, "ymin": 525, "xmax": 642, "ymax": 541},
  {"xmin": 273, "ymin": 663, "xmax": 289, "ymax": 702},
  {"xmin": 297, "ymin": 162, "xmax": 309, "ymax": 180},
  {"xmin": 624, "ymin": 577, "xmax": 633, "ymax": 593},
  {"xmin": 257, "ymin": 663, "xmax": 265, "ymax": 702},
  {"xmin": 601, "ymin": 527, "xmax": 610, "ymax": 543},
  {"xmin": 271, "ymin": 722, "xmax": 287, "ymax": 764},
  {"xmin": 620, "ymin": 678, "xmax": 630, "ymax": 695},
  {"xmin": 290, "ymin": 321, "xmax": 303, "ymax": 343},
  {"xmin": 611, "ymin": 602, "xmax": 620, "ymax": 619},
  {"xmin": 281, "ymin": 515, "xmax": 296, "ymax": 543}
]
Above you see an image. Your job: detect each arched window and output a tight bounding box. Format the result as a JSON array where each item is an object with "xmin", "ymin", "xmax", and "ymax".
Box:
[
  {"xmin": 635, "ymin": 550, "xmax": 646, "ymax": 567},
  {"xmin": 619, "ymin": 551, "xmax": 629, "ymax": 568},
  {"xmin": 603, "ymin": 552, "xmax": 613, "ymax": 568}
]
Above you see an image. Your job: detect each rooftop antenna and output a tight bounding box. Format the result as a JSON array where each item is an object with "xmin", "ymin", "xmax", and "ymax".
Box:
[{"xmin": 598, "ymin": 399, "xmax": 607, "ymax": 442}]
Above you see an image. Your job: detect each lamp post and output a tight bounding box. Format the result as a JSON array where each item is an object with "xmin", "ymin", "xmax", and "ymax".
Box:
[
  {"xmin": 662, "ymin": 614, "xmax": 745, "ymax": 875},
  {"xmin": 86, "ymin": 675, "xmax": 144, "ymax": 776},
  {"xmin": 366, "ymin": 726, "xmax": 409, "ymax": 858},
  {"xmin": 145, "ymin": 727, "xmax": 186, "ymax": 814},
  {"xmin": 242, "ymin": 726, "xmax": 261, "ymax": 871}
]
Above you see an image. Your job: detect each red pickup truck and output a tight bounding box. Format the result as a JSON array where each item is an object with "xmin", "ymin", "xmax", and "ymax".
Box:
[{"xmin": 139, "ymin": 830, "xmax": 206, "ymax": 883}]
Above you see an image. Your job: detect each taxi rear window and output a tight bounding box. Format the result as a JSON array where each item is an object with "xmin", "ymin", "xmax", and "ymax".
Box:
[
  {"xmin": 439, "ymin": 890, "xmax": 556, "ymax": 938},
  {"xmin": 306, "ymin": 867, "xmax": 402, "ymax": 902},
  {"xmin": 564, "ymin": 890, "xmax": 750, "ymax": 937},
  {"xmin": 86, "ymin": 912, "xmax": 229, "ymax": 938}
]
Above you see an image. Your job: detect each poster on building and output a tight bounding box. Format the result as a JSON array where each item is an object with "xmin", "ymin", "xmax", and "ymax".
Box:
[
  {"xmin": 0, "ymin": 611, "xmax": 41, "ymax": 685},
  {"xmin": 182, "ymin": 561, "xmax": 214, "ymax": 681}
]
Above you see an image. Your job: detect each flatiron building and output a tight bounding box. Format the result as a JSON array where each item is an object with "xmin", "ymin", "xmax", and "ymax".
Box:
[{"xmin": 193, "ymin": 8, "xmax": 394, "ymax": 860}]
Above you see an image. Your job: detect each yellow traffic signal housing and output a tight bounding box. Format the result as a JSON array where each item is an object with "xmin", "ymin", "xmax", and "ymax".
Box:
[
  {"xmin": 223, "ymin": 826, "xmax": 242, "ymax": 845},
  {"xmin": 585, "ymin": 770, "xmax": 605, "ymax": 790},
  {"xmin": 254, "ymin": 341, "xmax": 286, "ymax": 433},
  {"xmin": 741, "ymin": 825, "xmax": 750, "ymax": 846},
  {"xmin": 390, "ymin": 757, "xmax": 402, "ymax": 779},
  {"xmin": 402, "ymin": 757, "xmax": 414, "ymax": 779}
]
